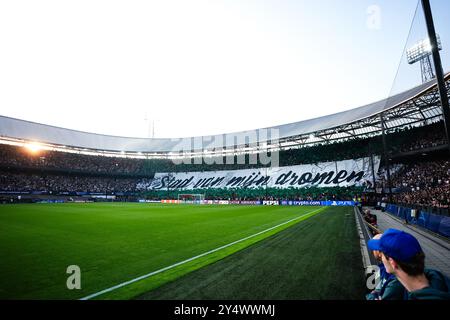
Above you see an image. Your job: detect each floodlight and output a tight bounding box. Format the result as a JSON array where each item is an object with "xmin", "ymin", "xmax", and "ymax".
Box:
[
  {"xmin": 406, "ymin": 35, "xmax": 443, "ymax": 83},
  {"xmin": 406, "ymin": 35, "xmax": 442, "ymax": 65}
]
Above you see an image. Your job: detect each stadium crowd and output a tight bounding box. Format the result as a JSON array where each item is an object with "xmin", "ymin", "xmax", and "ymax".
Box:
[
  {"xmin": 0, "ymin": 122, "xmax": 446, "ymax": 175},
  {"xmin": 388, "ymin": 122, "xmax": 448, "ymax": 154},
  {"xmin": 389, "ymin": 160, "xmax": 450, "ymax": 209},
  {"xmin": 0, "ymin": 122, "xmax": 448, "ymax": 211},
  {"xmin": 0, "ymin": 172, "xmax": 138, "ymax": 193},
  {"xmin": 0, "ymin": 169, "xmax": 363, "ymax": 200},
  {"xmin": 3, "ymin": 157, "xmax": 448, "ymax": 212},
  {"xmin": 136, "ymin": 121, "xmax": 448, "ymax": 171},
  {"xmin": 0, "ymin": 144, "xmax": 146, "ymax": 175}
]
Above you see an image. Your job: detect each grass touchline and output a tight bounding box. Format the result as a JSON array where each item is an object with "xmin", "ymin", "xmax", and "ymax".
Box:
[{"xmin": 80, "ymin": 207, "xmax": 326, "ymax": 300}]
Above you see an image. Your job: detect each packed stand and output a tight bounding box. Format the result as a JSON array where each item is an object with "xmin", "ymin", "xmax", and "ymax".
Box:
[
  {"xmin": 0, "ymin": 122, "xmax": 447, "ymax": 175},
  {"xmin": 387, "ymin": 160, "xmax": 450, "ymax": 210},
  {"xmin": 0, "ymin": 122, "xmax": 448, "ymax": 197},
  {"xmin": 0, "ymin": 144, "xmax": 147, "ymax": 176},
  {"xmin": 388, "ymin": 122, "xmax": 448, "ymax": 154},
  {"xmin": 0, "ymin": 171, "xmax": 139, "ymax": 193}
]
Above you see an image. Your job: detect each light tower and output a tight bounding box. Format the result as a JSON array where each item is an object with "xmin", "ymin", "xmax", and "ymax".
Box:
[
  {"xmin": 406, "ymin": 35, "xmax": 442, "ymax": 83},
  {"xmin": 421, "ymin": 0, "xmax": 450, "ymax": 152}
]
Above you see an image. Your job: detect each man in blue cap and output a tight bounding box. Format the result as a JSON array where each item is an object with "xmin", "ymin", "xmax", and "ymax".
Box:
[
  {"xmin": 366, "ymin": 233, "xmax": 405, "ymax": 300},
  {"xmin": 368, "ymin": 229, "xmax": 450, "ymax": 300}
]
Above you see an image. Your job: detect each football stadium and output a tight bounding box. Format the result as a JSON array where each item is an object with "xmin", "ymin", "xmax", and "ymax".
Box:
[{"xmin": 1, "ymin": 0, "xmax": 450, "ymax": 305}]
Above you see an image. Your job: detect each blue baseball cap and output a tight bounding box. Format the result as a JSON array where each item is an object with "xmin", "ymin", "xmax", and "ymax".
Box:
[{"xmin": 367, "ymin": 229, "xmax": 423, "ymax": 262}]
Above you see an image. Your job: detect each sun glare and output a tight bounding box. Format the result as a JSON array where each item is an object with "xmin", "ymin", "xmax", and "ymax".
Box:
[{"xmin": 25, "ymin": 142, "xmax": 42, "ymax": 154}]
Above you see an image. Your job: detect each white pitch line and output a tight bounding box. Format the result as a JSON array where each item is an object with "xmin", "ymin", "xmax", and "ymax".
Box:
[{"xmin": 79, "ymin": 207, "xmax": 325, "ymax": 300}]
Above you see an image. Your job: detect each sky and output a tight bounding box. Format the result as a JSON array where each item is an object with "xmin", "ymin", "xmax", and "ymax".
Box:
[{"xmin": 0, "ymin": 0, "xmax": 449, "ymax": 139}]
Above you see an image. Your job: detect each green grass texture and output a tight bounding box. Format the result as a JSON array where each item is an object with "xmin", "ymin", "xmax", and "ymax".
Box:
[
  {"xmin": 0, "ymin": 203, "xmax": 329, "ymax": 299},
  {"xmin": 139, "ymin": 206, "xmax": 365, "ymax": 300}
]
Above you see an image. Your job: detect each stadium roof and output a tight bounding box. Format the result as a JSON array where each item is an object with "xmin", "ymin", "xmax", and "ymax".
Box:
[{"xmin": 0, "ymin": 73, "xmax": 448, "ymax": 155}]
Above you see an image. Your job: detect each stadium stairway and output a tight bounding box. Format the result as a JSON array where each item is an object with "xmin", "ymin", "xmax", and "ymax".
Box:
[{"xmin": 365, "ymin": 207, "xmax": 450, "ymax": 278}]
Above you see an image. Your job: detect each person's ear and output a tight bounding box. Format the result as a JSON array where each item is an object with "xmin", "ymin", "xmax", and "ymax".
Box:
[{"xmin": 388, "ymin": 257, "xmax": 398, "ymax": 270}]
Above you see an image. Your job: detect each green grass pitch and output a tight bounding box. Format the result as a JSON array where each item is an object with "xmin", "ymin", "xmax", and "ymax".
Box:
[{"xmin": 0, "ymin": 203, "xmax": 364, "ymax": 300}]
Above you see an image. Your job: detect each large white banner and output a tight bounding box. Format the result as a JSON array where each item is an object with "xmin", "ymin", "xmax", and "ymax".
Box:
[{"xmin": 141, "ymin": 157, "xmax": 380, "ymax": 191}]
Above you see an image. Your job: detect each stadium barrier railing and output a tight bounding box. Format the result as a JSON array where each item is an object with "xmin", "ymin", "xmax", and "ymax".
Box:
[
  {"xmin": 384, "ymin": 204, "xmax": 450, "ymax": 239},
  {"xmin": 153, "ymin": 199, "xmax": 358, "ymax": 206}
]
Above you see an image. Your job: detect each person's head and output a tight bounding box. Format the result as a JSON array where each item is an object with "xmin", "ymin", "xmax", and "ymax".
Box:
[
  {"xmin": 371, "ymin": 233, "xmax": 383, "ymax": 261},
  {"xmin": 381, "ymin": 251, "xmax": 425, "ymax": 276},
  {"xmin": 368, "ymin": 229, "xmax": 425, "ymax": 277}
]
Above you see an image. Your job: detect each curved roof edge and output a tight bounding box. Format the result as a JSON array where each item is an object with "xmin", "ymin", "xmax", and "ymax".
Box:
[{"xmin": 0, "ymin": 74, "xmax": 448, "ymax": 153}]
